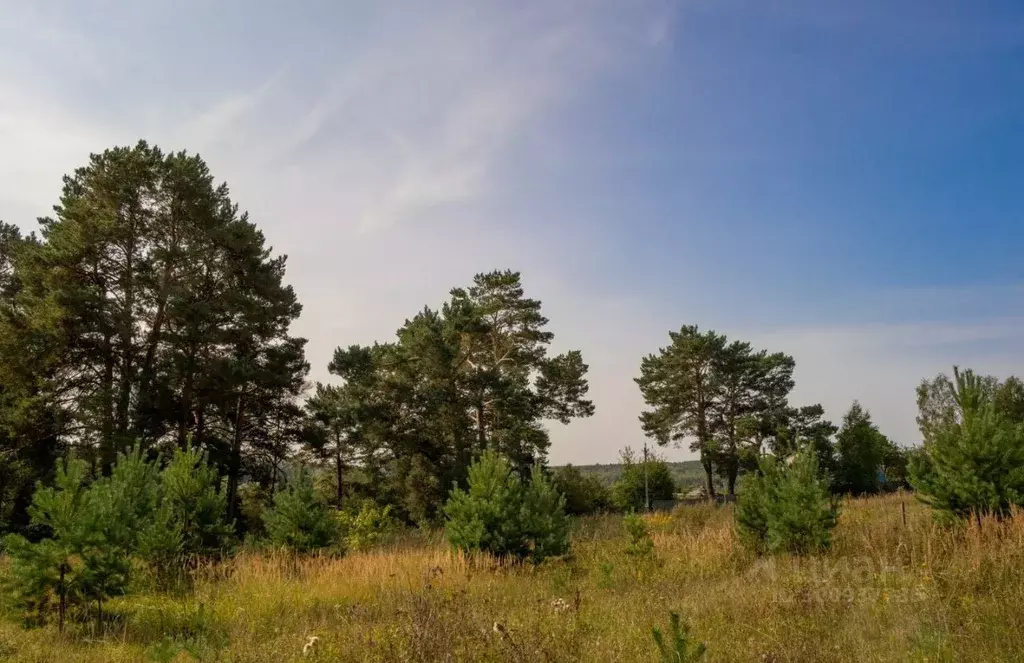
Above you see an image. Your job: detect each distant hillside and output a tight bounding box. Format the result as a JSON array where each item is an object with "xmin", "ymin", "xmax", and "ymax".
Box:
[{"xmin": 559, "ymin": 460, "xmax": 723, "ymax": 492}]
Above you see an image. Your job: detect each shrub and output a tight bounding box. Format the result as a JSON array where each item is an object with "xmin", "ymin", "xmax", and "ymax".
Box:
[
  {"xmin": 624, "ymin": 513, "xmax": 654, "ymax": 557},
  {"xmin": 444, "ymin": 450, "xmax": 570, "ymax": 562},
  {"xmin": 551, "ymin": 465, "xmax": 611, "ymax": 515},
  {"xmin": 337, "ymin": 499, "xmax": 399, "ymax": 552},
  {"xmin": 263, "ymin": 467, "xmax": 341, "ymax": 553},
  {"xmin": 736, "ymin": 450, "xmax": 838, "ymax": 555},
  {"xmin": 652, "ymin": 612, "xmax": 706, "ymax": 662},
  {"xmin": 611, "ymin": 448, "xmax": 675, "ymax": 511}
]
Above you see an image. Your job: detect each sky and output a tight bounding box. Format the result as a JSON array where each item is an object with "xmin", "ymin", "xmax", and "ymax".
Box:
[{"xmin": 2, "ymin": 0, "xmax": 1023, "ymax": 464}]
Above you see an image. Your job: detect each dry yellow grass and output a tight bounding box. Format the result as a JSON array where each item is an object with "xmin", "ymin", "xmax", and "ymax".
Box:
[{"xmin": 3, "ymin": 494, "xmax": 1024, "ymax": 661}]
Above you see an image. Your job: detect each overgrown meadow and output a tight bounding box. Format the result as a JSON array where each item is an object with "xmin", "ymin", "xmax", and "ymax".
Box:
[{"xmin": 3, "ymin": 494, "xmax": 1023, "ymax": 662}]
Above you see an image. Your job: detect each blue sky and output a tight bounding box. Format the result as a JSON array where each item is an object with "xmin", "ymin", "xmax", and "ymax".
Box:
[{"xmin": 2, "ymin": 1, "xmax": 1023, "ymax": 463}]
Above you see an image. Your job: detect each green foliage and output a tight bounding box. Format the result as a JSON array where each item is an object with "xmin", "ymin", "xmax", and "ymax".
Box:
[
  {"xmin": 236, "ymin": 482, "xmax": 271, "ymax": 538},
  {"xmin": 767, "ymin": 404, "xmax": 840, "ymax": 486},
  {"xmin": 444, "ymin": 450, "xmax": 527, "ymax": 558},
  {"xmin": 1, "ymin": 444, "xmax": 235, "ymax": 623},
  {"xmin": 443, "ymin": 450, "xmax": 570, "ymax": 562},
  {"xmin": 834, "ymin": 402, "xmax": 889, "ymax": 495},
  {"xmin": 636, "ymin": 325, "xmax": 796, "ymax": 498},
  {"xmin": 303, "ymin": 383, "xmax": 358, "ymax": 507},
  {"xmin": 520, "ymin": 465, "xmax": 571, "ymax": 561},
  {"xmin": 736, "ymin": 450, "xmax": 838, "ymax": 555},
  {"xmin": 160, "ymin": 444, "xmax": 233, "ymax": 556},
  {"xmin": 2, "ymin": 453, "xmax": 149, "ymax": 625},
  {"xmin": 0, "ymin": 141, "xmax": 308, "ymax": 531},
  {"xmin": 263, "ymin": 467, "xmax": 340, "ymax": 553},
  {"xmin": 551, "ymin": 464, "xmax": 611, "ymax": 515},
  {"xmin": 610, "ymin": 447, "xmax": 675, "ymax": 511},
  {"xmin": 880, "ymin": 438, "xmax": 910, "ymax": 489},
  {"xmin": 2, "ymin": 458, "xmax": 96, "ymax": 625},
  {"xmin": 336, "ymin": 499, "xmax": 400, "ymax": 552},
  {"xmin": 623, "ymin": 513, "xmax": 654, "ymax": 557},
  {"xmin": 560, "ymin": 460, "xmax": 716, "ymax": 493},
  {"xmin": 325, "ymin": 270, "xmax": 594, "ymax": 522},
  {"xmin": 911, "ymin": 367, "xmax": 1024, "ymax": 522},
  {"xmin": 652, "ymin": 612, "xmax": 706, "ymax": 662}
]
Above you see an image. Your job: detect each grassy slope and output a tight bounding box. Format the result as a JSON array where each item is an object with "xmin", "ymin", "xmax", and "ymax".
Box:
[{"xmin": 3, "ymin": 494, "xmax": 1024, "ymax": 662}]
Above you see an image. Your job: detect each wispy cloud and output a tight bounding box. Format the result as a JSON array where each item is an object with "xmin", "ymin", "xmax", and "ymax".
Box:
[{"xmin": 1, "ymin": 1, "xmax": 1020, "ymax": 465}]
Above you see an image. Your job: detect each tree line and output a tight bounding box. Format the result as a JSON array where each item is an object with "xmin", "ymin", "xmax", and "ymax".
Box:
[
  {"xmin": 2, "ymin": 140, "xmax": 1022, "ymax": 544},
  {"xmin": 0, "ymin": 142, "xmax": 594, "ymax": 536},
  {"xmin": 634, "ymin": 325, "xmax": 909, "ymax": 501}
]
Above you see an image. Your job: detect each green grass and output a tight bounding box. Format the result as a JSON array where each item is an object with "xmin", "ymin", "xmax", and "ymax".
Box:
[{"xmin": 2, "ymin": 494, "xmax": 1024, "ymax": 661}]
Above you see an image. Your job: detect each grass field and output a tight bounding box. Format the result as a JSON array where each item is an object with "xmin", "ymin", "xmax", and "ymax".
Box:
[{"xmin": 2, "ymin": 493, "xmax": 1024, "ymax": 662}]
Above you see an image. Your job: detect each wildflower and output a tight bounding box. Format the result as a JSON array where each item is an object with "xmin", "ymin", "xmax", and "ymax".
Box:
[
  {"xmin": 551, "ymin": 598, "xmax": 570, "ymax": 613},
  {"xmin": 303, "ymin": 635, "xmax": 320, "ymax": 657}
]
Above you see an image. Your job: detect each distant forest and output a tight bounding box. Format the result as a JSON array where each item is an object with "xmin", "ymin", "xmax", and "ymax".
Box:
[{"xmin": 563, "ymin": 460, "xmax": 713, "ymax": 492}]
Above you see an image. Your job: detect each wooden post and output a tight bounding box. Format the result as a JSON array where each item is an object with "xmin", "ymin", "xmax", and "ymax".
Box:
[{"xmin": 901, "ymin": 500, "xmax": 907, "ymax": 528}]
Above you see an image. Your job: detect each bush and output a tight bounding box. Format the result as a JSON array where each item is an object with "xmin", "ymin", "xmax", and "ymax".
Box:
[
  {"xmin": 736, "ymin": 450, "xmax": 838, "ymax": 555},
  {"xmin": 444, "ymin": 450, "xmax": 570, "ymax": 562},
  {"xmin": 551, "ymin": 465, "xmax": 611, "ymax": 515},
  {"xmin": 263, "ymin": 467, "xmax": 341, "ymax": 553},
  {"xmin": 611, "ymin": 448, "xmax": 675, "ymax": 511},
  {"xmin": 337, "ymin": 499, "xmax": 399, "ymax": 552}
]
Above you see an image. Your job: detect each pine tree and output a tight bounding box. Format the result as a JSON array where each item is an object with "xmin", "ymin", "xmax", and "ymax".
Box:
[
  {"xmin": 636, "ymin": 326, "xmax": 796, "ymax": 498},
  {"xmin": 519, "ymin": 465, "xmax": 571, "ymax": 562},
  {"xmin": 322, "ymin": 271, "xmax": 593, "ymax": 521},
  {"xmin": 1, "ymin": 451, "xmax": 160, "ymax": 628},
  {"xmin": 159, "ymin": 444, "xmax": 233, "ymax": 556},
  {"xmin": 303, "ymin": 383, "xmax": 359, "ymax": 507},
  {"xmin": 911, "ymin": 367, "xmax": 1024, "ymax": 523},
  {"xmin": 443, "ymin": 450, "xmax": 570, "ymax": 562},
  {"xmin": 444, "ymin": 450, "xmax": 525, "ymax": 558},
  {"xmin": 263, "ymin": 467, "xmax": 340, "ymax": 553},
  {"xmin": 735, "ymin": 450, "xmax": 838, "ymax": 555},
  {"xmin": 3, "ymin": 142, "xmax": 307, "ymax": 514},
  {"xmin": 834, "ymin": 402, "xmax": 888, "ymax": 495}
]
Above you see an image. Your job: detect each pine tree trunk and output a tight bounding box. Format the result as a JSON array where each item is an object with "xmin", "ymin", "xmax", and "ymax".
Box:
[
  {"xmin": 115, "ymin": 234, "xmax": 136, "ymax": 447},
  {"xmin": 335, "ymin": 431, "xmax": 344, "ymax": 507},
  {"xmin": 177, "ymin": 363, "xmax": 194, "ymax": 449},
  {"xmin": 101, "ymin": 329, "xmax": 115, "ymax": 472},
  {"xmin": 476, "ymin": 400, "xmax": 487, "ymax": 452},
  {"xmin": 226, "ymin": 396, "xmax": 244, "ymax": 522},
  {"xmin": 702, "ymin": 451, "xmax": 716, "ymax": 500}
]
